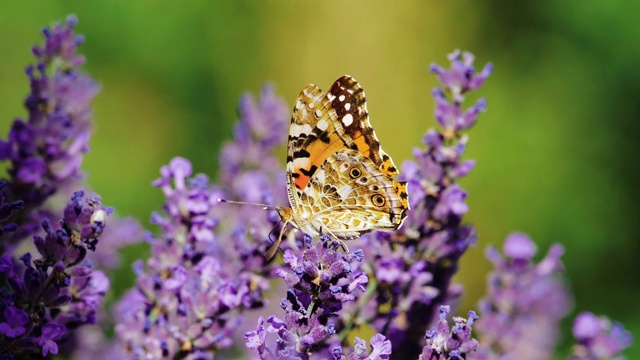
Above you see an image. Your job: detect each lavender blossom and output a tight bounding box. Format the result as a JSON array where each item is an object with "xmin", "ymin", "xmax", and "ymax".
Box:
[
  {"xmin": 0, "ymin": 180, "xmax": 24, "ymax": 238},
  {"xmin": 218, "ymin": 84, "xmax": 292, "ymax": 266},
  {"xmin": 419, "ymin": 305, "xmax": 479, "ymax": 359},
  {"xmin": 0, "ymin": 191, "xmax": 111, "ymax": 358},
  {"xmin": 335, "ymin": 50, "xmax": 491, "ymax": 359},
  {"xmin": 330, "ymin": 334, "xmax": 392, "ymax": 360},
  {"xmin": 245, "ymin": 235, "xmax": 368, "ymax": 358},
  {"xmin": 569, "ymin": 312, "xmax": 632, "ymax": 360},
  {"xmin": 220, "ymin": 83, "xmax": 289, "ymax": 204},
  {"xmin": 85, "ymin": 216, "xmax": 144, "ymax": 269},
  {"xmin": 245, "ymin": 319, "xmax": 391, "ymax": 360},
  {"xmin": 0, "ymin": 15, "xmax": 99, "ymax": 247},
  {"xmin": 114, "ymin": 157, "xmax": 268, "ymax": 358},
  {"xmin": 470, "ymin": 233, "xmax": 572, "ymax": 360}
]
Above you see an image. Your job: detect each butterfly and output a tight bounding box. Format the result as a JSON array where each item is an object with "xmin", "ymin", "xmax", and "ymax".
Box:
[{"xmin": 266, "ymin": 75, "xmax": 409, "ymax": 259}]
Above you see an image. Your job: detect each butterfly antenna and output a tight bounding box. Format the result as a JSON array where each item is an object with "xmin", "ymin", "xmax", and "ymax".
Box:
[{"xmin": 217, "ymin": 198, "xmax": 275, "ymax": 210}]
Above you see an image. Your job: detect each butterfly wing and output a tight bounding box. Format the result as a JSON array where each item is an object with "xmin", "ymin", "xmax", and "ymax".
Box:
[
  {"xmin": 305, "ymin": 148, "xmax": 406, "ymax": 238},
  {"xmin": 325, "ymin": 76, "xmax": 409, "ymax": 221}
]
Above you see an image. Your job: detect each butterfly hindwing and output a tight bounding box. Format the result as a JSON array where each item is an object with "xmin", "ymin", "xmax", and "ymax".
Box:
[{"xmin": 304, "ymin": 148, "xmax": 408, "ymax": 239}]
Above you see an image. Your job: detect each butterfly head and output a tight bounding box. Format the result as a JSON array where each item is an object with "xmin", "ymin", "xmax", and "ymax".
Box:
[{"xmin": 276, "ymin": 207, "xmax": 294, "ymax": 223}]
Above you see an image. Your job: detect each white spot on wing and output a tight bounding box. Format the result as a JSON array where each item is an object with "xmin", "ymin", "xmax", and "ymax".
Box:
[
  {"xmin": 342, "ymin": 113, "xmax": 354, "ymax": 126},
  {"xmin": 317, "ymin": 119, "xmax": 329, "ymax": 131},
  {"xmin": 327, "ymin": 93, "xmax": 336, "ymax": 101},
  {"xmin": 345, "ymin": 103, "xmax": 351, "ymax": 110},
  {"xmin": 338, "ymin": 95, "xmax": 346, "ymax": 102},
  {"xmin": 293, "ymin": 157, "xmax": 311, "ymax": 169},
  {"xmin": 315, "ymin": 109, "xmax": 322, "ymax": 118},
  {"xmin": 309, "ymin": 102, "xmax": 315, "ymax": 109},
  {"xmin": 291, "ymin": 123, "xmax": 313, "ymax": 135},
  {"xmin": 337, "ymin": 185, "xmax": 354, "ymax": 200},
  {"xmin": 314, "ymin": 168, "xmax": 326, "ymax": 183}
]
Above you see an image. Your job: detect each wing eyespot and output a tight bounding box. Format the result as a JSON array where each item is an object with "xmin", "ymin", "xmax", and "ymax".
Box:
[
  {"xmin": 349, "ymin": 168, "xmax": 361, "ymax": 179},
  {"xmin": 371, "ymin": 194, "xmax": 386, "ymax": 207}
]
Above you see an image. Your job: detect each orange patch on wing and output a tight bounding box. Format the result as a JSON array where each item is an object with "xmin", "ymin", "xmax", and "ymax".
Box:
[
  {"xmin": 352, "ymin": 132, "xmax": 372, "ymax": 157},
  {"xmin": 293, "ymin": 133, "xmax": 344, "ymax": 190}
]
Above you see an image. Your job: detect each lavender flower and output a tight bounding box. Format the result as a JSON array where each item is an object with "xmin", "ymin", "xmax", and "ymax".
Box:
[
  {"xmin": 0, "ymin": 180, "xmax": 24, "ymax": 238},
  {"xmin": 334, "ymin": 50, "xmax": 491, "ymax": 359},
  {"xmin": 218, "ymin": 84, "xmax": 292, "ymax": 265},
  {"xmin": 470, "ymin": 233, "xmax": 572, "ymax": 360},
  {"xmin": 419, "ymin": 305, "xmax": 479, "ymax": 360},
  {"xmin": 332, "ymin": 334, "xmax": 392, "ymax": 360},
  {"xmin": 246, "ymin": 318, "xmax": 392, "ymax": 360},
  {"xmin": 0, "ymin": 191, "xmax": 111, "ymax": 358},
  {"xmin": 0, "ymin": 15, "xmax": 99, "ymax": 247},
  {"xmin": 114, "ymin": 157, "xmax": 268, "ymax": 358},
  {"xmin": 86, "ymin": 216, "xmax": 144, "ymax": 269},
  {"xmin": 220, "ymin": 83, "xmax": 289, "ymax": 204},
  {"xmin": 245, "ymin": 235, "xmax": 368, "ymax": 358},
  {"xmin": 569, "ymin": 312, "xmax": 632, "ymax": 360}
]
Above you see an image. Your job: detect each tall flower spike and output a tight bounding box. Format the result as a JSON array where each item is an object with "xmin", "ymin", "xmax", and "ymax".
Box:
[
  {"xmin": 114, "ymin": 157, "xmax": 267, "ymax": 359},
  {"xmin": 0, "ymin": 14, "xmax": 99, "ymax": 247},
  {"xmin": 335, "ymin": 50, "xmax": 491, "ymax": 359},
  {"xmin": 0, "ymin": 191, "xmax": 112, "ymax": 359},
  {"xmin": 470, "ymin": 233, "xmax": 572, "ymax": 360},
  {"xmin": 218, "ymin": 84, "xmax": 291, "ymax": 265}
]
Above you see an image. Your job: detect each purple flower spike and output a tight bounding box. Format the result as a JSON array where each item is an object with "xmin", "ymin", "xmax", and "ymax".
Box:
[
  {"xmin": 1, "ymin": 14, "xmax": 99, "ymax": 247},
  {"xmin": 217, "ymin": 84, "xmax": 291, "ymax": 269},
  {"xmin": 114, "ymin": 157, "xmax": 267, "ymax": 358},
  {"xmin": 569, "ymin": 312, "xmax": 632, "ymax": 360},
  {"xmin": 335, "ymin": 50, "xmax": 490, "ymax": 359},
  {"xmin": 473, "ymin": 233, "xmax": 572, "ymax": 360}
]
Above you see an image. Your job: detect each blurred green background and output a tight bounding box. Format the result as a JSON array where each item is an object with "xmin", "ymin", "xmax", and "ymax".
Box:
[{"xmin": 1, "ymin": 1, "xmax": 637, "ymax": 357}]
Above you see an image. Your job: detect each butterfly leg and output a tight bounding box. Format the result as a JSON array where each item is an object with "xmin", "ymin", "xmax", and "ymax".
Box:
[
  {"xmin": 320, "ymin": 226, "xmax": 351, "ymax": 255},
  {"xmin": 265, "ymin": 220, "xmax": 288, "ymax": 260}
]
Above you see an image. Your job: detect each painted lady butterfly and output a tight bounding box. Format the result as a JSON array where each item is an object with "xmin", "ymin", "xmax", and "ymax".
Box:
[{"xmin": 266, "ymin": 75, "xmax": 409, "ymax": 259}]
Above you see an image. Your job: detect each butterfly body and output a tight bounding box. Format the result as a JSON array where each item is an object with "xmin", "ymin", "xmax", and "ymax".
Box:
[{"xmin": 268, "ymin": 75, "xmax": 409, "ymax": 259}]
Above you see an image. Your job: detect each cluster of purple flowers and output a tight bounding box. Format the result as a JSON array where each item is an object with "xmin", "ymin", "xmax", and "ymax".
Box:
[
  {"xmin": 0, "ymin": 15, "xmax": 99, "ymax": 248},
  {"xmin": 0, "ymin": 16, "xmax": 115, "ymax": 359},
  {"xmin": 0, "ymin": 191, "xmax": 112, "ymax": 358},
  {"xmin": 111, "ymin": 83, "xmax": 291, "ymax": 358},
  {"xmin": 2, "ymin": 15, "xmax": 633, "ymax": 360},
  {"xmin": 112, "ymin": 157, "xmax": 269, "ymax": 359},
  {"xmin": 570, "ymin": 311, "xmax": 633, "ymax": 359},
  {"xmin": 245, "ymin": 235, "xmax": 372, "ymax": 358}
]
